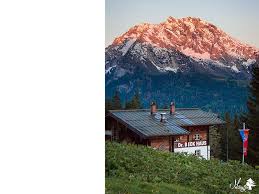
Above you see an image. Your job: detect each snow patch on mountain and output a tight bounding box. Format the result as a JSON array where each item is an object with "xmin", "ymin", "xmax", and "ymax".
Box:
[
  {"xmin": 231, "ymin": 65, "xmax": 240, "ymax": 73},
  {"xmin": 164, "ymin": 66, "xmax": 179, "ymax": 72},
  {"xmin": 181, "ymin": 47, "xmax": 210, "ymax": 60},
  {"xmin": 150, "ymin": 60, "xmax": 179, "ymax": 73},
  {"xmin": 213, "ymin": 61, "xmax": 227, "ymax": 67},
  {"xmin": 243, "ymin": 59, "xmax": 256, "ymax": 67},
  {"xmin": 105, "ymin": 65, "xmax": 116, "ymax": 74},
  {"xmin": 120, "ymin": 39, "xmax": 136, "ymax": 56},
  {"xmin": 150, "ymin": 61, "xmax": 162, "ymax": 71},
  {"xmin": 116, "ymin": 68, "xmax": 128, "ymax": 77}
]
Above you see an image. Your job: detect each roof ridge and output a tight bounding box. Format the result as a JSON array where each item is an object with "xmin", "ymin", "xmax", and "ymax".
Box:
[
  {"xmin": 109, "ymin": 108, "xmax": 200, "ymax": 112},
  {"xmin": 109, "ymin": 109, "xmax": 149, "ymax": 112},
  {"xmin": 107, "ymin": 109, "xmax": 225, "ymax": 138}
]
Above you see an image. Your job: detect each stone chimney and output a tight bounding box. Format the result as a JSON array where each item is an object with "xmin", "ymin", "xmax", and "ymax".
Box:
[
  {"xmin": 150, "ymin": 102, "xmax": 157, "ymax": 115},
  {"xmin": 160, "ymin": 113, "xmax": 166, "ymax": 122},
  {"xmin": 170, "ymin": 102, "xmax": 175, "ymax": 115}
]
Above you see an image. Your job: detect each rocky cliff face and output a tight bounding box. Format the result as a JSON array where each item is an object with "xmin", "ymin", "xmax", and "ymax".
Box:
[
  {"xmin": 106, "ymin": 17, "xmax": 258, "ymax": 79},
  {"xmin": 105, "ymin": 17, "xmax": 259, "ymax": 113}
]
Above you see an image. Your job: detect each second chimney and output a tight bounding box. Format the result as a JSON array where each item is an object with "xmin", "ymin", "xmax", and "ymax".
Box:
[
  {"xmin": 150, "ymin": 102, "xmax": 157, "ymax": 115},
  {"xmin": 170, "ymin": 102, "xmax": 175, "ymax": 114}
]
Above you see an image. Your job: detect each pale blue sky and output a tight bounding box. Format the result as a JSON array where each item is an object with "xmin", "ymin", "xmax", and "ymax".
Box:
[{"xmin": 106, "ymin": 0, "xmax": 259, "ymax": 47}]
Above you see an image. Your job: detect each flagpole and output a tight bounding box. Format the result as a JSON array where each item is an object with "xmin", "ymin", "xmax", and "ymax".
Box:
[
  {"xmin": 242, "ymin": 123, "xmax": 245, "ymax": 165},
  {"xmin": 242, "ymin": 141, "xmax": 244, "ymax": 164}
]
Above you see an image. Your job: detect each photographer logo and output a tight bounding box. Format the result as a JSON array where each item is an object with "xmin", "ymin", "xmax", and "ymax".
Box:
[{"xmin": 230, "ymin": 178, "xmax": 256, "ymax": 192}]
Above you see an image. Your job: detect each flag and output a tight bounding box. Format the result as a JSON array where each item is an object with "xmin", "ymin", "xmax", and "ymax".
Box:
[{"xmin": 239, "ymin": 129, "xmax": 250, "ymax": 156}]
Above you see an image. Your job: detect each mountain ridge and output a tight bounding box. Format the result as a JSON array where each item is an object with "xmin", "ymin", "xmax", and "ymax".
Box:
[
  {"xmin": 105, "ymin": 17, "xmax": 259, "ymax": 114},
  {"xmin": 111, "ymin": 16, "xmax": 258, "ymax": 60},
  {"xmin": 106, "ymin": 17, "xmax": 258, "ymax": 79}
]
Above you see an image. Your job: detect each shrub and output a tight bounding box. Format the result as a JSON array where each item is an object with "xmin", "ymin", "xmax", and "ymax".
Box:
[{"xmin": 106, "ymin": 142, "xmax": 259, "ymax": 194}]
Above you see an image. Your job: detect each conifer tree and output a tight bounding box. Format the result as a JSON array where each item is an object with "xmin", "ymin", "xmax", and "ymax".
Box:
[
  {"xmin": 223, "ymin": 112, "xmax": 231, "ymax": 161},
  {"xmin": 228, "ymin": 114, "xmax": 242, "ymax": 160},
  {"xmin": 242, "ymin": 58, "xmax": 259, "ymax": 165},
  {"xmin": 124, "ymin": 89, "xmax": 142, "ymax": 109},
  {"xmin": 111, "ymin": 89, "xmax": 122, "ymax": 110},
  {"xmin": 125, "ymin": 100, "xmax": 132, "ymax": 109},
  {"xmin": 105, "ymin": 98, "xmax": 112, "ymax": 114},
  {"xmin": 131, "ymin": 89, "xmax": 142, "ymax": 109},
  {"xmin": 233, "ymin": 114, "xmax": 239, "ymax": 130},
  {"xmin": 209, "ymin": 126, "xmax": 222, "ymax": 159}
]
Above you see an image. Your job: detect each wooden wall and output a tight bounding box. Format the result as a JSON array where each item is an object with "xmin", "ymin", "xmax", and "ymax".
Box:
[
  {"xmin": 106, "ymin": 115, "xmax": 210, "ymax": 152},
  {"xmin": 105, "ymin": 116, "xmax": 146, "ymax": 144}
]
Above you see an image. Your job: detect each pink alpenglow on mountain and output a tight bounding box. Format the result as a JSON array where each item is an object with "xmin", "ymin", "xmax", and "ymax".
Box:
[
  {"xmin": 106, "ymin": 17, "xmax": 259, "ymax": 79},
  {"xmin": 112, "ymin": 17, "xmax": 258, "ymax": 61}
]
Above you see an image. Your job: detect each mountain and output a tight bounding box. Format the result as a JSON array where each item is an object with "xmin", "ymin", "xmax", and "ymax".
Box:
[{"xmin": 105, "ymin": 17, "xmax": 259, "ymax": 114}]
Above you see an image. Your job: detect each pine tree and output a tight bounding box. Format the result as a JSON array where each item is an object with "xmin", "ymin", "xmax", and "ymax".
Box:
[
  {"xmin": 223, "ymin": 112, "xmax": 231, "ymax": 161},
  {"xmin": 131, "ymin": 89, "xmax": 142, "ymax": 109},
  {"xmin": 233, "ymin": 114, "xmax": 239, "ymax": 130},
  {"xmin": 209, "ymin": 126, "xmax": 222, "ymax": 159},
  {"xmin": 111, "ymin": 90, "xmax": 122, "ymax": 110},
  {"xmin": 105, "ymin": 98, "xmax": 112, "ymax": 114},
  {"xmin": 228, "ymin": 114, "xmax": 242, "ymax": 160},
  {"xmin": 241, "ymin": 59, "xmax": 259, "ymax": 165},
  {"xmin": 124, "ymin": 90, "xmax": 142, "ymax": 109},
  {"xmin": 124, "ymin": 101, "xmax": 131, "ymax": 109}
]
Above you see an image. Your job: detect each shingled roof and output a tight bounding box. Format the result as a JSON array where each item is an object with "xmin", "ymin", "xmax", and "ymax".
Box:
[{"xmin": 108, "ymin": 108, "xmax": 225, "ymax": 138}]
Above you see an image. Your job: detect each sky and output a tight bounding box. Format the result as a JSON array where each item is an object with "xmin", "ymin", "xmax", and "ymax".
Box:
[{"xmin": 106, "ymin": 0, "xmax": 259, "ymax": 48}]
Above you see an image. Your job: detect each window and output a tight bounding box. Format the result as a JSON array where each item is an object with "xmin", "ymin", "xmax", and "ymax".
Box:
[
  {"xmin": 194, "ymin": 134, "xmax": 200, "ymax": 140},
  {"xmin": 195, "ymin": 150, "xmax": 201, "ymax": 156},
  {"xmin": 174, "ymin": 137, "xmax": 180, "ymax": 142}
]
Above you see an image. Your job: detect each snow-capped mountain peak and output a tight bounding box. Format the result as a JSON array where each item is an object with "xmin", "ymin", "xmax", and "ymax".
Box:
[
  {"xmin": 112, "ymin": 17, "xmax": 258, "ymax": 61},
  {"xmin": 106, "ymin": 17, "xmax": 259, "ymax": 79}
]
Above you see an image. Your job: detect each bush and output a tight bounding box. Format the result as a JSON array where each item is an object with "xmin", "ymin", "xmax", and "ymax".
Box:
[{"xmin": 106, "ymin": 142, "xmax": 259, "ymax": 194}]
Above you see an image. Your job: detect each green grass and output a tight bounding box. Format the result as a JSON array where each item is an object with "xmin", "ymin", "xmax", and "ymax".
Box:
[
  {"xmin": 106, "ymin": 142, "xmax": 259, "ymax": 194},
  {"xmin": 106, "ymin": 177, "xmax": 204, "ymax": 194}
]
